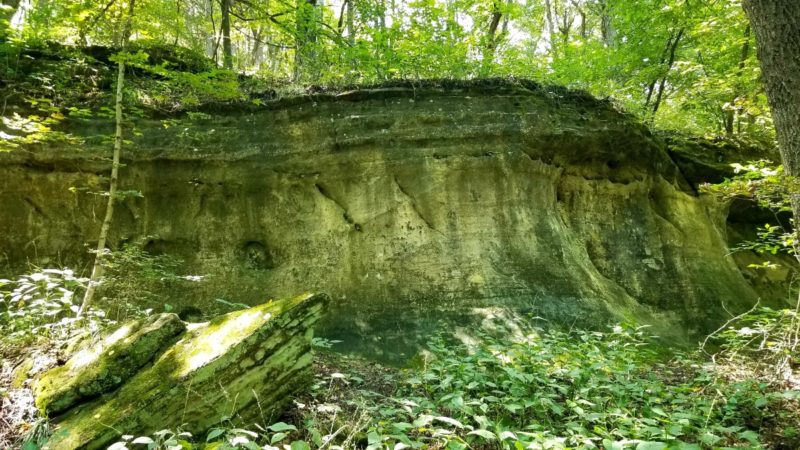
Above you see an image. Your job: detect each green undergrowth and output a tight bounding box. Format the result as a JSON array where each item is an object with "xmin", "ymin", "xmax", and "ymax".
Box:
[
  {"xmin": 3, "ymin": 269, "xmax": 798, "ymax": 449},
  {"xmin": 109, "ymin": 325, "xmax": 800, "ymax": 450}
]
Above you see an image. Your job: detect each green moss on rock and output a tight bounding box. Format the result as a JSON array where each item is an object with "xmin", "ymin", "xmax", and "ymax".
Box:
[
  {"xmin": 34, "ymin": 313, "xmax": 186, "ymax": 415},
  {"xmin": 41, "ymin": 293, "xmax": 328, "ymax": 450}
]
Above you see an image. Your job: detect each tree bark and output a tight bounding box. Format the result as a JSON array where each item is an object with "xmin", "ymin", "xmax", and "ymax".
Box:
[
  {"xmin": 208, "ymin": 0, "xmax": 219, "ymax": 62},
  {"xmin": 220, "ymin": 0, "xmax": 233, "ymax": 69},
  {"xmin": 79, "ymin": 0, "xmax": 136, "ymax": 316},
  {"xmin": 599, "ymin": 0, "xmax": 613, "ymax": 46},
  {"xmin": 742, "ymin": 0, "xmax": 800, "ymax": 367},
  {"xmin": 570, "ymin": 0, "xmax": 586, "ymax": 39},
  {"xmin": 251, "ymin": 25, "xmax": 264, "ymax": 69},
  {"xmin": 544, "ymin": 0, "xmax": 556, "ymax": 50},
  {"xmin": 742, "ymin": 1, "xmax": 800, "ymax": 186},
  {"xmin": 346, "ymin": 0, "xmax": 355, "ymax": 45},
  {"xmin": 337, "ymin": 0, "xmax": 349, "ymax": 34}
]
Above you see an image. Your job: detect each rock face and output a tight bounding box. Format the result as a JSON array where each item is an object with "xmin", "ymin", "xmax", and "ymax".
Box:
[
  {"xmin": 0, "ymin": 83, "xmax": 761, "ymax": 359},
  {"xmin": 38, "ymin": 293, "xmax": 327, "ymax": 450}
]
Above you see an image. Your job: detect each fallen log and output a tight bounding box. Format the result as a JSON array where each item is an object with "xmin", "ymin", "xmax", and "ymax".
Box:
[{"xmin": 36, "ymin": 293, "xmax": 328, "ymax": 450}]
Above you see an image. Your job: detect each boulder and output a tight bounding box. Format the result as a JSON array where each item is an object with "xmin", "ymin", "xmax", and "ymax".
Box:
[
  {"xmin": 34, "ymin": 313, "xmax": 186, "ymax": 415},
  {"xmin": 38, "ymin": 292, "xmax": 327, "ymax": 450}
]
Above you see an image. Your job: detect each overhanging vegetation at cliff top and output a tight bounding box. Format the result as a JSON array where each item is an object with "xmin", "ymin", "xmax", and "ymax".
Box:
[{"xmin": 0, "ymin": 41, "xmax": 629, "ymax": 117}]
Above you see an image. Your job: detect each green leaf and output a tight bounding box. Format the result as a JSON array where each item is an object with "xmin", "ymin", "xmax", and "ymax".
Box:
[
  {"xmin": 499, "ymin": 431, "xmax": 518, "ymax": 441},
  {"xmin": 206, "ymin": 429, "xmax": 225, "ymax": 442},
  {"xmin": 467, "ymin": 429, "xmax": 496, "ymax": 440},
  {"xmin": 367, "ymin": 431, "xmax": 382, "ymax": 445},
  {"xmin": 738, "ymin": 430, "xmax": 760, "ymax": 445},
  {"xmin": 289, "ymin": 441, "xmax": 311, "ymax": 450},
  {"xmin": 434, "ymin": 416, "xmax": 464, "ymax": 428},
  {"xmin": 650, "ymin": 407, "xmax": 668, "ymax": 417},
  {"xmin": 636, "ymin": 442, "xmax": 667, "ymax": 450},
  {"xmin": 672, "ymin": 444, "xmax": 701, "ymax": 450},
  {"xmin": 267, "ymin": 422, "xmax": 297, "ymax": 433},
  {"xmin": 699, "ymin": 433, "xmax": 721, "ymax": 446},
  {"xmin": 446, "ymin": 441, "xmax": 467, "ymax": 450}
]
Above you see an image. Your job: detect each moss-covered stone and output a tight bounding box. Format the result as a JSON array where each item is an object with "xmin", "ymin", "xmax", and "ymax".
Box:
[
  {"xmin": 34, "ymin": 313, "xmax": 186, "ymax": 415},
  {"xmin": 41, "ymin": 293, "xmax": 327, "ymax": 450}
]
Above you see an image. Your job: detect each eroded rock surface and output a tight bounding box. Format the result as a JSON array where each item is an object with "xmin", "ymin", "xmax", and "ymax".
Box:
[
  {"xmin": 0, "ymin": 83, "xmax": 762, "ymax": 359},
  {"xmin": 39, "ymin": 293, "xmax": 327, "ymax": 450}
]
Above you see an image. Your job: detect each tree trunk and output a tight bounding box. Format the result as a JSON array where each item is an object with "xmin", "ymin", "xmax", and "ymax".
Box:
[
  {"xmin": 337, "ymin": 0, "xmax": 348, "ymax": 34},
  {"xmin": 481, "ymin": 2, "xmax": 503, "ymax": 75},
  {"xmin": 346, "ymin": 0, "xmax": 355, "ymax": 45},
  {"xmin": 651, "ymin": 28, "xmax": 684, "ymax": 118},
  {"xmin": 220, "ymin": 0, "xmax": 233, "ymax": 69},
  {"xmin": 724, "ymin": 25, "xmax": 751, "ymax": 135},
  {"xmin": 736, "ymin": 25, "xmax": 751, "ymax": 134},
  {"xmin": 645, "ymin": 29, "xmax": 678, "ymax": 108},
  {"xmin": 251, "ymin": 26, "xmax": 265, "ymax": 69},
  {"xmin": 742, "ymin": 0, "xmax": 800, "ymax": 369},
  {"xmin": 570, "ymin": 0, "xmax": 586, "ymax": 39},
  {"xmin": 544, "ymin": 0, "xmax": 555, "ymax": 51},
  {"xmin": 208, "ymin": 0, "xmax": 219, "ymax": 61},
  {"xmin": 79, "ymin": 0, "xmax": 136, "ymax": 316},
  {"xmin": 742, "ymin": 1, "xmax": 800, "ymax": 186},
  {"xmin": 294, "ymin": 0, "xmax": 318, "ymax": 81},
  {"xmin": 558, "ymin": 8, "xmax": 572, "ymax": 46},
  {"xmin": 599, "ymin": 0, "xmax": 613, "ymax": 46}
]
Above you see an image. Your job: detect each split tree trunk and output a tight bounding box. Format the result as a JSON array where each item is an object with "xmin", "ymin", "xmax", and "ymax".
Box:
[
  {"xmin": 650, "ymin": 28, "xmax": 684, "ymax": 118},
  {"xmin": 480, "ymin": 2, "xmax": 503, "ymax": 76}
]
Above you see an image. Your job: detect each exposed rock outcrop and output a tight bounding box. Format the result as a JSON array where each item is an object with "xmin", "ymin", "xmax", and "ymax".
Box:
[
  {"xmin": 0, "ymin": 82, "xmax": 763, "ymax": 360},
  {"xmin": 37, "ymin": 293, "xmax": 327, "ymax": 450},
  {"xmin": 663, "ymin": 134, "xmax": 796, "ymax": 305}
]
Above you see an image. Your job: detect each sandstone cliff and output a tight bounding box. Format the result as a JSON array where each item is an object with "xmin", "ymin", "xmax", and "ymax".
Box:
[{"xmin": 0, "ymin": 83, "xmax": 761, "ymax": 360}]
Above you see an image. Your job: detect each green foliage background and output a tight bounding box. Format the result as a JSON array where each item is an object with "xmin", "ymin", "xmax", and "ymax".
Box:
[{"xmin": 0, "ymin": 0, "xmax": 775, "ymax": 142}]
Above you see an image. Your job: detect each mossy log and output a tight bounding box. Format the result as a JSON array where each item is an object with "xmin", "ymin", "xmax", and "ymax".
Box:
[
  {"xmin": 40, "ymin": 293, "xmax": 328, "ymax": 450},
  {"xmin": 34, "ymin": 313, "xmax": 186, "ymax": 415}
]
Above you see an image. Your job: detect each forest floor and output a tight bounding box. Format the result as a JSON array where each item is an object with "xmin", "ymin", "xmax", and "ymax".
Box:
[{"xmin": 1, "ymin": 328, "xmax": 799, "ymax": 450}]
